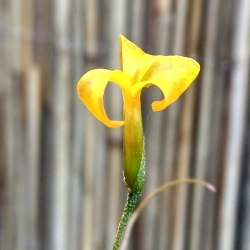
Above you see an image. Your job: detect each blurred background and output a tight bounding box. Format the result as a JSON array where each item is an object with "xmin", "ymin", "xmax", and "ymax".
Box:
[{"xmin": 0, "ymin": 0, "xmax": 250, "ymax": 250}]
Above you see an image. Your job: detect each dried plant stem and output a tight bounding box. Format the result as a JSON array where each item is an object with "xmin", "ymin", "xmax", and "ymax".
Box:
[{"xmin": 120, "ymin": 178, "xmax": 216, "ymax": 250}]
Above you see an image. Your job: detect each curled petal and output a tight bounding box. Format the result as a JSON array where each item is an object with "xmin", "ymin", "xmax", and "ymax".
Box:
[
  {"xmin": 132, "ymin": 56, "xmax": 200, "ymax": 111},
  {"xmin": 77, "ymin": 69, "xmax": 131, "ymax": 128}
]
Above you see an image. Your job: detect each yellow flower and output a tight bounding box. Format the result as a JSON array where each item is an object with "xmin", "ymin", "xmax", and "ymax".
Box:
[{"xmin": 77, "ymin": 35, "xmax": 200, "ymax": 192}]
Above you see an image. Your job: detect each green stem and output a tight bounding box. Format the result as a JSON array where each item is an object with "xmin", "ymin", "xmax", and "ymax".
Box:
[
  {"xmin": 112, "ymin": 139, "xmax": 146, "ymax": 249},
  {"xmin": 112, "ymin": 192, "xmax": 141, "ymax": 250}
]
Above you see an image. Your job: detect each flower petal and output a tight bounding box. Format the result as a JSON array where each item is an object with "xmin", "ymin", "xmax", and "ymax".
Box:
[
  {"xmin": 77, "ymin": 69, "xmax": 131, "ymax": 128},
  {"xmin": 132, "ymin": 56, "xmax": 200, "ymax": 111},
  {"xmin": 119, "ymin": 35, "xmax": 157, "ymax": 84}
]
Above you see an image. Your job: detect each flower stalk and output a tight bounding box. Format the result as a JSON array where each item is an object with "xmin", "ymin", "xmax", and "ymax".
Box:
[
  {"xmin": 113, "ymin": 141, "xmax": 145, "ymax": 250},
  {"xmin": 122, "ymin": 95, "xmax": 143, "ymax": 192},
  {"xmin": 76, "ymin": 34, "xmax": 200, "ymax": 250},
  {"xmin": 112, "ymin": 192, "xmax": 141, "ymax": 250}
]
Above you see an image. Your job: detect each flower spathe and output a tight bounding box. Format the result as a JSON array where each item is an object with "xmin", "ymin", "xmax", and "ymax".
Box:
[{"xmin": 77, "ymin": 35, "xmax": 200, "ymax": 192}]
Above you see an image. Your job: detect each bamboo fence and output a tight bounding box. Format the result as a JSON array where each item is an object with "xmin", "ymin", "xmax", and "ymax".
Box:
[{"xmin": 0, "ymin": 0, "xmax": 250, "ymax": 250}]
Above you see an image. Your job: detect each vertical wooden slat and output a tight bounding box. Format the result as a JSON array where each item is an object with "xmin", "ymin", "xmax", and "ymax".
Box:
[
  {"xmin": 140, "ymin": 1, "xmax": 174, "ymax": 249},
  {"xmin": 141, "ymin": 95, "xmax": 164, "ymax": 250},
  {"xmin": 209, "ymin": 0, "xmax": 235, "ymax": 248},
  {"xmin": 188, "ymin": 0, "xmax": 220, "ymax": 249},
  {"xmin": 128, "ymin": 0, "xmax": 145, "ymax": 46},
  {"xmin": 49, "ymin": 1, "xmax": 72, "ymax": 250},
  {"xmin": 25, "ymin": 65, "xmax": 41, "ymax": 250},
  {"xmin": 105, "ymin": 1, "xmax": 128, "ymax": 249},
  {"xmin": 218, "ymin": 0, "xmax": 250, "ymax": 249},
  {"xmin": 147, "ymin": 2, "xmax": 175, "ymax": 249},
  {"xmin": 2, "ymin": 0, "xmax": 23, "ymax": 249},
  {"xmin": 168, "ymin": 1, "xmax": 190, "ymax": 250},
  {"xmin": 240, "ymin": 96, "xmax": 250, "ymax": 250},
  {"xmin": 0, "ymin": 2, "xmax": 16, "ymax": 249},
  {"xmin": 81, "ymin": 1, "xmax": 101, "ymax": 249},
  {"xmin": 21, "ymin": 0, "xmax": 41, "ymax": 249},
  {"xmin": 67, "ymin": 1, "xmax": 85, "ymax": 250}
]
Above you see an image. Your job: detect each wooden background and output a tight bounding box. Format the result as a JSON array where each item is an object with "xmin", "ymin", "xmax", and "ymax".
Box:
[{"xmin": 0, "ymin": 0, "xmax": 250, "ymax": 249}]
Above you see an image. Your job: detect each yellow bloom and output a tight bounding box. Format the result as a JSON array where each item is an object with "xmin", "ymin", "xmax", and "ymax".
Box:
[{"xmin": 77, "ymin": 35, "xmax": 200, "ymax": 192}]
